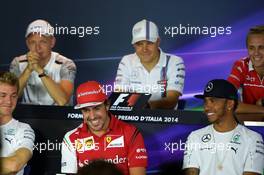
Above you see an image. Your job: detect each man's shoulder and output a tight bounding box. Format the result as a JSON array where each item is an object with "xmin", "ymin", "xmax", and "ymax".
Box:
[
  {"xmin": 12, "ymin": 54, "xmax": 28, "ymax": 63},
  {"xmin": 120, "ymin": 53, "xmax": 138, "ymax": 65},
  {"xmin": 64, "ymin": 123, "xmax": 83, "ymax": 139},
  {"xmin": 162, "ymin": 52, "xmax": 184, "ymax": 65},
  {"xmin": 5, "ymin": 119, "xmax": 34, "ymax": 135},
  {"xmin": 238, "ymin": 124, "xmax": 263, "ymax": 141},
  {"xmin": 233, "ymin": 57, "xmax": 250, "ymax": 66},
  {"xmin": 53, "ymin": 52, "xmax": 76, "ymax": 65},
  {"xmin": 12, "ymin": 119, "xmax": 32, "ymax": 128},
  {"xmin": 188, "ymin": 125, "xmax": 211, "ymax": 138},
  {"xmin": 164, "ymin": 52, "xmax": 182, "ymax": 59},
  {"xmin": 112, "ymin": 116, "xmax": 138, "ymax": 132}
]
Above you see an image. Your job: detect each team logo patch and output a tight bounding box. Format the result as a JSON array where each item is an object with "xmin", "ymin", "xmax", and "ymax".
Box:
[
  {"xmin": 104, "ymin": 135, "xmax": 124, "ymax": 150},
  {"xmin": 106, "ymin": 136, "xmax": 112, "ymax": 143},
  {"xmin": 201, "ymin": 134, "xmax": 211, "ymax": 143},
  {"xmin": 75, "ymin": 139, "xmax": 84, "ymax": 152},
  {"xmin": 131, "ymin": 70, "xmax": 139, "ymax": 79},
  {"xmin": 157, "ymin": 80, "xmax": 167, "ymax": 85},
  {"xmin": 231, "ymin": 147, "xmax": 238, "ymax": 154},
  {"xmin": 75, "ymin": 136, "xmax": 95, "ymax": 152},
  {"xmin": 231, "ymin": 134, "xmax": 241, "ymax": 144},
  {"xmin": 6, "ymin": 129, "xmax": 15, "ymax": 135},
  {"xmin": 84, "ymin": 136, "xmax": 95, "ymax": 150}
]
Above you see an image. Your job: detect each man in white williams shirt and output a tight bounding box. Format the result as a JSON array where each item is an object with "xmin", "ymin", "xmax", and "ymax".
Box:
[{"xmin": 115, "ymin": 19, "xmax": 185, "ymax": 109}]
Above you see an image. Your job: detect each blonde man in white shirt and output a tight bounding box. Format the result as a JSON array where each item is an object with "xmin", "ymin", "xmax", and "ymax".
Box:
[
  {"xmin": 10, "ymin": 19, "xmax": 76, "ymax": 106},
  {"xmin": 0, "ymin": 71, "xmax": 35, "ymax": 175}
]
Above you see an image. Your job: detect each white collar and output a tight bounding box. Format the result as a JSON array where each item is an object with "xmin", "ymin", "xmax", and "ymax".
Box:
[{"xmin": 248, "ymin": 59, "xmax": 254, "ymax": 71}]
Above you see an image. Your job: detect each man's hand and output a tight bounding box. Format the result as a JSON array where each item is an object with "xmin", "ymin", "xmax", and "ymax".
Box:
[
  {"xmin": 0, "ymin": 148, "xmax": 32, "ymax": 175},
  {"xmin": 256, "ymin": 98, "xmax": 264, "ymax": 106},
  {"xmin": 26, "ymin": 51, "xmax": 43, "ymax": 74}
]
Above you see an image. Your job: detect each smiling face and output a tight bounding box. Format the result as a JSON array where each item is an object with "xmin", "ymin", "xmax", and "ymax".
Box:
[
  {"xmin": 203, "ymin": 97, "xmax": 229, "ymax": 124},
  {"xmin": 133, "ymin": 39, "xmax": 160, "ymax": 65},
  {"xmin": 247, "ymin": 34, "xmax": 264, "ymax": 70},
  {"xmin": 0, "ymin": 83, "xmax": 18, "ymax": 120},
  {"xmin": 81, "ymin": 102, "xmax": 110, "ymax": 136}
]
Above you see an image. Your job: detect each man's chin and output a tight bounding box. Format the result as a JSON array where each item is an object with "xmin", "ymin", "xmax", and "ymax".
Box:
[
  {"xmin": 88, "ymin": 125, "xmax": 103, "ymax": 132},
  {"xmin": 207, "ymin": 116, "xmax": 217, "ymax": 123},
  {"xmin": 0, "ymin": 109, "xmax": 13, "ymax": 116}
]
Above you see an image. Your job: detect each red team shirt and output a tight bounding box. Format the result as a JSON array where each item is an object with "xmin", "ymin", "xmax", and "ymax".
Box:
[
  {"xmin": 61, "ymin": 114, "xmax": 147, "ymax": 175},
  {"xmin": 228, "ymin": 57, "xmax": 264, "ymax": 104}
]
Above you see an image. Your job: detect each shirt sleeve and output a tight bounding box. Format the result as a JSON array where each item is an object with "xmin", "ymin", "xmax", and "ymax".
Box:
[
  {"xmin": 60, "ymin": 59, "xmax": 77, "ymax": 83},
  {"xmin": 114, "ymin": 56, "xmax": 131, "ymax": 92},
  {"xmin": 182, "ymin": 132, "xmax": 200, "ymax": 170},
  {"xmin": 9, "ymin": 57, "xmax": 21, "ymax": 77},
  {"xmin": 166, "ymin": 56, "xmax": 185, "ymax": 94},
  {"xmin": 244, "ymin": 133, "xmax": 264, "ymax": 174},
  {"xmin": 127, "ymin": 127, "xmax": 148, "ymax": 168},
  {"xmin": 227, "ymin": 60, "xmax": 245, "ymax": 89},
  {"xmin": 61, "ymin": 135, "xmax": 78, "ymax": 174},
  {"xmin": 16, "ymin": 123, "xmax": 35, "ymax": 153}
]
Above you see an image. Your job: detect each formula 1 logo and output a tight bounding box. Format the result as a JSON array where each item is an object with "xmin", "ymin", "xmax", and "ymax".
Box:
[
  {"xmin": 110, "ymin": 93, "xmax": 138, "ymax": 111},
  {"xmin": 113, "ymin": 94, "xmax": 129, "ymax": 106}
]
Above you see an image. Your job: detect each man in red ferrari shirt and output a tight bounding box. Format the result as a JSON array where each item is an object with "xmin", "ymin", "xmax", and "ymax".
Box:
[
  {"xmin": 61, "ymin": 81, "xmax": 147, "ymax": 175},
  {"xmin": 228, "ymin": 25, "xmax": 264, "ymax": 113}
]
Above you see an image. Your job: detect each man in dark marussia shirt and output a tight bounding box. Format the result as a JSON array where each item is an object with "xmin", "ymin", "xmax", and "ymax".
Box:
[{"xmin": 61, "ymin": 81, "xmax": 147, "ymax": 175}]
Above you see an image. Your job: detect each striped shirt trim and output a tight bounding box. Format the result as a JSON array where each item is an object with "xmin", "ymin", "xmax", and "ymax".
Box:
[
  {"xmin": 244, "ymin": 83, "xmax": 264, "ymax": 88},
  {"xmin": 146, "ymin": 20, "xmax": 150, "ymax": 41}
]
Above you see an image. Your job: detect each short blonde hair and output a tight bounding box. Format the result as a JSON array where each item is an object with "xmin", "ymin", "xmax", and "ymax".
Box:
[{"xmin": 0, "ymin": 71, "xmax": 19, "ymax": 92}]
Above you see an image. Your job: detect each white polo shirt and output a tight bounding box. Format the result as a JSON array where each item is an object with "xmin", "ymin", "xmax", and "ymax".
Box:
[
  {"xmin": 115, "ymin": 49, "xmax": 185, "ymax": 107},
  {"xmin": 10, "ymin": 52, "xmax": 76, "ymax": 105},
  {"xmin": 183, "ymin": 124, "xmax": 264, "ymax": 175},
  {"xmin": 0, "ymin": 119, "xmax": 35, "ymax": 175}
]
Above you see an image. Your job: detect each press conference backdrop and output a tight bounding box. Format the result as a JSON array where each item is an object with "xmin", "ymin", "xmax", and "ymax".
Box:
[{"xmin": 1, "ymin": 0, "xmax": 264, "ymax": 108}]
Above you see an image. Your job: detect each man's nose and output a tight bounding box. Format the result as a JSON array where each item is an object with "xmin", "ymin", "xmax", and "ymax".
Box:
[
  {"xmin": 204, "ymin": 101, "xmax": 211, "ymax": 112},
  {"xmin": 253, "ymin": 48, "xmax": 261, "ymax": 56},
  {"xmin": 142, "ymin": 43, "xmax": 148, "ymax": 52},
  {"xmin": 35, "ymin": 43, "xmax": 42, "ymax": 53},
  {"xmin": 88, "ymin": 110, "xmax": 96, "ymax": 120},
  {"xmin": 5, "ymin": 96, "xmax": 12, "ymax": 105}
]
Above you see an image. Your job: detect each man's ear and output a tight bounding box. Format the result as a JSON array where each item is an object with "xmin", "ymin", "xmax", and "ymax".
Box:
[
  {"xmin": 26, "ymin": 38, "xmax": 30, "ymax": 49},
  {"xmin": 50, "ymin": 36, "xmax": 56, "ymax": 49},
  {"xmin": 105, "ymin": 100, "xmax": 110, "ymax": 111},
  {"xmin": 156, "ymin": 37, "xmax": 161, "ymax": 46},
  {"xmin": 227, "ymin": 100, "xmax": 235, "ymax": 110}
]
